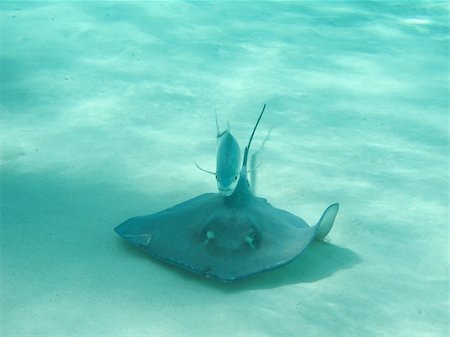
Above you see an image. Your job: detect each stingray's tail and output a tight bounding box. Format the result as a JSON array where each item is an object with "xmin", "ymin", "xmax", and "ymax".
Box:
[
  {"xmin": 242, "ymin": 104, "xmax": 266, "ymax": 169},
  {"xmin": 315, "ymin": 203, "xmax": 339, "ymax": 241}
]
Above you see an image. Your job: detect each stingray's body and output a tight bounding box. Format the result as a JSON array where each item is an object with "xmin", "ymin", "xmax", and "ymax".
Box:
[{"xmin": 115, "ymin": 106, "xmax": 339, "ymax": 282}]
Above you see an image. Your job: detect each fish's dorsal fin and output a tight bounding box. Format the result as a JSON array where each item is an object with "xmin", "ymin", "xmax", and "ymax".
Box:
[{"xmin": 242, "ymin": 104, "xmax": 266, "ymax": 170}]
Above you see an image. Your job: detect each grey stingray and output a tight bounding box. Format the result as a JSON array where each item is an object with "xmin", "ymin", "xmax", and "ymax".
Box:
[{"xmin": 115, "ymin": 105, "xmax": 339, "ymax": 282}]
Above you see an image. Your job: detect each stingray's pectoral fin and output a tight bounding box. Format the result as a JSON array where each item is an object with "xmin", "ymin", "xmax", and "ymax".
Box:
[{"xmin": 315, "ymin": 203, "xmax": 339, "ymax": 241}]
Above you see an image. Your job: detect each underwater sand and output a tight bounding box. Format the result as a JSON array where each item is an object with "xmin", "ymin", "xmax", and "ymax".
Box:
[{"xmin": 1, "ymin": 2, "xmax": 448, "ymax": 336}]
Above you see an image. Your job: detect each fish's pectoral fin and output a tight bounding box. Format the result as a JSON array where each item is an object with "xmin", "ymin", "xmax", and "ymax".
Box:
[
  {"xmin": 315, "ymin": 203, "xmax": 339, "ymax": 241},
  {"xmin": 194, "ymin": 161, "xmax": 216, "ymax": 175}
]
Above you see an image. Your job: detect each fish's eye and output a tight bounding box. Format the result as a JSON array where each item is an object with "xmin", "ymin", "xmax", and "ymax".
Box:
[
  {"xmin": 215, "ymin": 174, "xmax": 218, "ymax": 180},
  {"xmin": 234, "ymin": 175, "xmax": 238, "ymax": 181}
]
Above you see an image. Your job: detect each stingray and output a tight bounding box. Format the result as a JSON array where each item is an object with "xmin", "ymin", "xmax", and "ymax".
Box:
[{"xmin": 115, "ymin": 105, "xmax": 339, "ymax": 282}]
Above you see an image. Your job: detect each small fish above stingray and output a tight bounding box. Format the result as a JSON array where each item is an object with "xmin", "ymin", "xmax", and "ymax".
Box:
[
  {"xmin": 195, "ymin": 111, "xmax": 241, "ymax": 196},
  {"xmin": 115, "ymin": 105, "xmax": 339, "ymax": 282}
]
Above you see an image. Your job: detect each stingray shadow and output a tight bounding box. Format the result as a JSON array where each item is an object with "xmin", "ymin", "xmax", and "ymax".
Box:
[{"xmin": 116, "ymin": 238, "xmax": 360, "ymax": 291}]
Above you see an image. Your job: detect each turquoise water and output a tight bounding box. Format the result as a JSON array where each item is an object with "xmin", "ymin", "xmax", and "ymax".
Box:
[{"xmin": 1, "ymin": 1, "xmax": 448, "ymax": 336}]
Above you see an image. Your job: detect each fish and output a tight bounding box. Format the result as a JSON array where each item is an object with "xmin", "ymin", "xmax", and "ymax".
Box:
[
  {"xmin": 115, "ymin": 105, "xmax": 339, "ymax": 282},
  {"xmin": 214, "ymin": 114, "xmax": 241, "ymax": 196},
  {"xmin": 195, "ymin": 110, "xmax": 241, "ymax": 196}
]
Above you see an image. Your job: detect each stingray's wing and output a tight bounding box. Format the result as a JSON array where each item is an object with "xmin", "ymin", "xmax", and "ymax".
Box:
[
  {"xmin": 115, "ymin": 194, "xmax": 320, "ymax": 282},
  {"xmin": 199, "ymin": 197, "xmax": 319, "ymax": 281},
  {"xmin": 115, "ymin": 193, "xmax": 229, "ymax": 276}
]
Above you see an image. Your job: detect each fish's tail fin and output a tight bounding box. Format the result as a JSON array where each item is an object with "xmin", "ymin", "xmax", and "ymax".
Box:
[
  {"xmin": 215, "ymin": 110, "xmax": 229, "ymax": 139},
  {"xmin": 215, "ymin": 108, "xmax": 220, "ymax": 136},
  {"xmin": 315, "ymin": 203, "xmax": 339, "ymax": 241}
]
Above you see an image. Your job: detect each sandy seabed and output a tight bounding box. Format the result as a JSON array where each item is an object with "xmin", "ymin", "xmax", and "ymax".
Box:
[{"xmin": 1, "ymin": 2, "xmax": 448, "ymax": 336}]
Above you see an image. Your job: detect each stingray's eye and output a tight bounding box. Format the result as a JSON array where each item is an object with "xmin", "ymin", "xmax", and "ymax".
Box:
[
  {"xmin": 247, "ymin": 228, "xmax": 256, "ymax": 240},
  {"xmin": 234, "ymin": 175, "xmax": 238, "ymax": 182},
  {"xmin": 204, "ymin": 230, "xmax": 216, "ymax": 245},
  {"xmin": 244, "ymin": 228, "xmax": 257, "ymax": 249}
]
